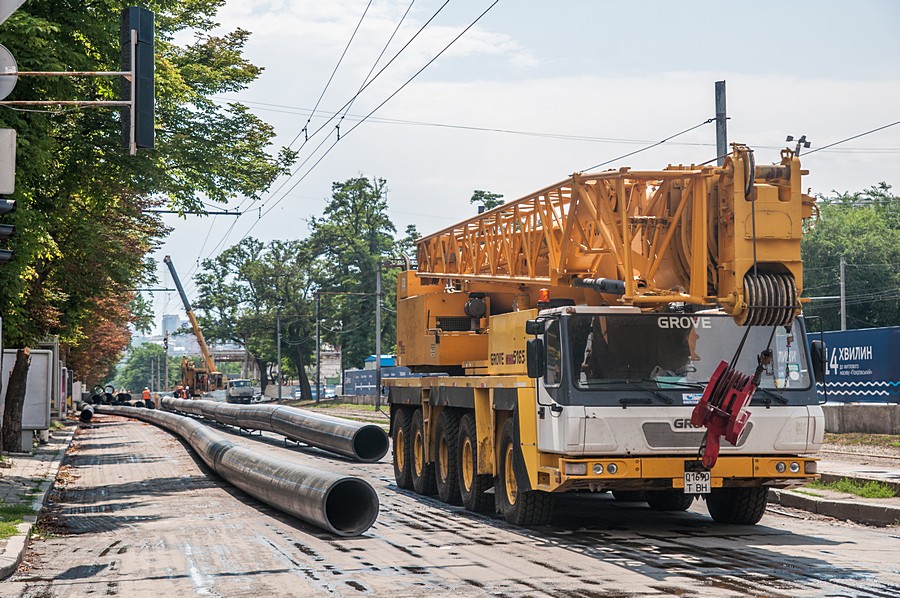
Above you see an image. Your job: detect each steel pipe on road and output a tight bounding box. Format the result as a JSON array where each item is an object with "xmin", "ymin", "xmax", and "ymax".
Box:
[
  {"xmin": 94, "ymin": 405, "xmax": 379, "ymax": 537},
  {"xmin": 160, "ymin": 398, "xmax": 389, "ymax": 463}
]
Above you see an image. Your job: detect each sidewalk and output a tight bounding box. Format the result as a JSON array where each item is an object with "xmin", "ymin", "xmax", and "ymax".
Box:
[
  {"xmin": 768, "ymin": 455, "xmax": 900, "ymax": 526},
  {"xmin": 0, "ymin": 423, "xmax": 75, "ymax": 579}
]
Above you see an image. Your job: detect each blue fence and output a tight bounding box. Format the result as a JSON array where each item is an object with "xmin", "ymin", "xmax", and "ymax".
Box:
[{"xmin": 816, "ymin": 326, "xmax": 899, "ymax": 403}]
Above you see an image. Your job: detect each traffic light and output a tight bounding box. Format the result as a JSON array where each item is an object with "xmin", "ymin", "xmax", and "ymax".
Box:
[
  {"xmin": 120, "ymin": 7, "xmax": 155, "ymax": 151},
  {"xmin": 0, "ymin": 198, "xmax": 14, "ymax": 264}
]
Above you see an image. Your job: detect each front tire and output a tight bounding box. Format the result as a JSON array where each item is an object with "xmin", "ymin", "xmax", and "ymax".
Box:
[
  {"xmin": 457, "ymin": 413, "xmax": 493, "ymax": 512},
  {"xmin": 495, "ymin": 419, "xmax": 553, "ymax": 525},
  {"xmin": 411, "ymin": 408, "xmax": 437, "ymax": 496},
  {"xmin": 392, "ymin": 408, "xmax": 413, "ymax": 490},
  {"xmin": 646, "ymin": 490, "xmax": 694, "ymax": 511},
  {"xmin": 435, "ymin": 410, "xmax": 462, "ymax": 505},
  {"xmin": 706, "ymin": 487, "xmax": 768, "ymax": 525}
]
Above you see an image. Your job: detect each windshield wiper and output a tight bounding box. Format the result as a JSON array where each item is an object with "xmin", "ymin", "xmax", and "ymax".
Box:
[
  {"xmin": 585, "ymin": 379, "xmax": 674, "ymax": 405},
  {"xmin": 752, "ymin": 387, "xmax": 789, "ymax": 406},
  {"xmin": 619, "ymin": 397, "xmax": 653, "ymax": 408}
]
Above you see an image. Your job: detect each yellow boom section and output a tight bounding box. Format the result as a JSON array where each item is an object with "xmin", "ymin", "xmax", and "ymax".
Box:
[{"xmin": 416, "ymin": 145, "xmax": 813, "ymax": 326}]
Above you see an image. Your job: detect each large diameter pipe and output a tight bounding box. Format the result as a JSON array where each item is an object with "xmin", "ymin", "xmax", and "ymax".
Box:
[
  {"xmin": 269, "ymin": 406, "xmax": 388, "ymax": 463},
  {"xmin": 161, "ymin": 398, "xmax": 388, "ymax": 463},
  {"xmin": 95, "ymin": 405, "xmax": 379, "ymax": 537}
]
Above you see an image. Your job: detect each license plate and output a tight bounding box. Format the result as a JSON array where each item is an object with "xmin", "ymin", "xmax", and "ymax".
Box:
[{"xmin": 684, "ymin": 471, "xmax": 711, "ymax": 494}]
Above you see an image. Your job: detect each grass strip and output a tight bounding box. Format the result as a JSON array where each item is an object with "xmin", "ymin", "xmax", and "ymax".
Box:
[{"xmin": 807, "ymin": 478, "xmax": 896, "ymax": 499}]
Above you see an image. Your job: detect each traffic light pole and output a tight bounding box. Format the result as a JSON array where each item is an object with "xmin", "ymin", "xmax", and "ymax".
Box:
[{"xmin": 0, "ymin": 7, "xmax": 154, "ymax": 155}]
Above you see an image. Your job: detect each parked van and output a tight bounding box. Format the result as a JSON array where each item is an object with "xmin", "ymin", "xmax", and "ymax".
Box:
[{"xmin": 225, "ymin": 379, "xmax": 254, "ymax": 404}]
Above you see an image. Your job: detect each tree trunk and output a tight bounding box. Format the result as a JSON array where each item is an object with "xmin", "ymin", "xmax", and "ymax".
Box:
[
  {"xmin": 2, "ymin": 348, "xmax": 31, "ymax": 453},
  {"xmin": 256, "ymin": 358, "xmax": 268, "ymax": 391},
  {"xmin": 293, "ymin": 346, "xmax": 312, "ymax": 401}
]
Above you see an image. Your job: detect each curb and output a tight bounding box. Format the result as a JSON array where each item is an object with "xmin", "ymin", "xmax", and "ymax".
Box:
[
  {"xmin": 0, "ymin": 425, "xmax": 75, "ymax": 580},
  {"xmin": 768, "ymin": 488, "xmax": 900, "ymax": 527}
]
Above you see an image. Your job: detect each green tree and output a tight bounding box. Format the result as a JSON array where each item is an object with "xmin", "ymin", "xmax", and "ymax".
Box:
[
  {"xmin": 802, "ymin": 183, "xmax": 900, "ymax": 330},
  {"xmin": 0, "ymin": 1, "xmax": 292, "ymax": 450},
  {"xmin": 114, "ymin": 343, "xmax": 179, "ymax": 392},
  {"xmin": 470, "ymin": 189, "xmax": 505, "ymax": 213},
  {"xmin": 308, "ymin": 177, "xmax": 398, "ymax": 370},
  {"xmin": 193, "ymin": 238, "xmax": 320, "ymax": 397}
]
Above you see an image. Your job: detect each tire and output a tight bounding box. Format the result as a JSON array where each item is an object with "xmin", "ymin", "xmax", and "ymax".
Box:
[
  {"xmin": 435, "ymin": 410, "xmax": 462, "ymax": 505},
  {"xmin": 495, "ymin": 419, "xmax": 554, "ymax": 525},
  {"xmin": 612, "ymin": 490, "xmax": 646, "ymax": 503},
  {"xmin": 411, "ymin": 408, "xmax": 437, "ymax": 496},
  {"xmin": 646, "ymin": 490, "xmax": 694, "ymax": 511},
  {"xmin": 392, "ymin": 408, "xmax": 414, "ymax": 490},
  {"xmin": 457, "ymin": 413, "xmax": 493, "ymax": 513},
  {"xmin": 706, "ymin": 487, "xmax": 768, "ymax": 525}
]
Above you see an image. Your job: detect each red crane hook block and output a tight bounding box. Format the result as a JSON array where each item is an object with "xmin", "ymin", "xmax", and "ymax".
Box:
[{"xmin": 690, "ymin": 360, "xmax": 755, "ymax": 468}]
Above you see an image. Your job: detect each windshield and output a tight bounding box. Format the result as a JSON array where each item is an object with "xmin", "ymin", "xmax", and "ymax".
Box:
[
  {"xmin": 231, "ymin": 380, "xmax": 252, "ymax": 388},
  {"xmin": 568, "ymin": 313, "xmax": 811, "ymax": 391}
]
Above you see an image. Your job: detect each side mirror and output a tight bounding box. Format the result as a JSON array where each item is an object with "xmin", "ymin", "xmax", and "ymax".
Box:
[
  {"xmin": 525, "ymin": 319, "xmax": 545, "ymax": 335},
  {"xmin": 810, "ymin": 340, "xmax": 827, "ymax": 383},
  {"xmin": 526, "ymin": 338, "xmax": 545, "ymax": 378}
]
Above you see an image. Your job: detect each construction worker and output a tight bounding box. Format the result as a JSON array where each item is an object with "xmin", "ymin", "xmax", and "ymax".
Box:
[{"xmin": 142, "ymin": 387, "xmax": 151, "ymax": 401}]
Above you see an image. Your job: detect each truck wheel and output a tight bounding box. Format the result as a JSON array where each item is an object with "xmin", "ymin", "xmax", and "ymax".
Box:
[
  {"xmin": 706, "ymin": 487, "xmax": 768, "ymax": 525},
  {"xmin": 435, "ymin": 410, "xmax": 462, "ymax": 505},
  {"xmin": 392, "ymin": 408, "xmax": 413, "ymax": 490},
  {"xmin": 457, "ymin": 413, "xmax": 493, "ymax": 512},
  {"xmin": 496, "ymin": 419, "xmax": 553, "ymax": 526},
  {"xmin": 646, "ymin": 490, "xmax": 694, "ymax": 511},
  {"xmin": 411, "ymin": 408, "xmax": 437, "ymax": 495}
]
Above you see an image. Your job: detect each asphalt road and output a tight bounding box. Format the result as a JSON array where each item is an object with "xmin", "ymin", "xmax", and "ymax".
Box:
[{"xmin": 5, "ymin": 414, "xmax": 900, "ymax": 598}]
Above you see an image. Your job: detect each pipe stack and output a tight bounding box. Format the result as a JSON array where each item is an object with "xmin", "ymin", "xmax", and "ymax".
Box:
[
  {"xmin": 94, "ymin": 405, "xmax": 379, "ymax": 537},
  {"xmin": 160, "ymin": 398, "xmax": 389, "ymax": 463}
]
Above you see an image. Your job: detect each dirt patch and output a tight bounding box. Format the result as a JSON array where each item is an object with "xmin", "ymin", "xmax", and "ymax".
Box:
[{"xmin": 823, "ymin": 433, "xmax": 900, "ymax": 457}]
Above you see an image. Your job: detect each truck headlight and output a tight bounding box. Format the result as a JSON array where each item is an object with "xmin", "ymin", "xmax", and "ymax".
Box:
[
  {"xmin": 607, "ymin": 463, "xmax": 618, "ymax": 474},
  {"xmin": 593, "ymin": 463, "xmax": 604, "ymax": 475},
  {"xmin": 789, "ymin": 462, "xmax": 801, "ymax": 473},
  {"xmin": 775, "ymin": 462, "xmax": 786, "ymax": 473},
  {"xmin": 565, "ymin": 462, "xmax": 587, "ymax": 476}
]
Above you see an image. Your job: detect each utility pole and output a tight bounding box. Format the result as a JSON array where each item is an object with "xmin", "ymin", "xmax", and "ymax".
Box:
[
  {"xmin": 839, "ymin": 256, "xmax": 847, "ymax": 331},
  {"xmin": 315, "ymin": 295, "xmax": 321, "ymax": 404},
  {"xmin": 276, "ymin": 315, "xmax": 282, "ymax": 401},
  {"xmin": 164, "ymin": 332, "xmax": 169, "ymax": 391},
  {"xmin": 715, "ymin": 80, "xmax": 727, "ymax": 166},
  {"xmin": 375, "ymin": 262, "xmax": 382, "ymax": 410}
]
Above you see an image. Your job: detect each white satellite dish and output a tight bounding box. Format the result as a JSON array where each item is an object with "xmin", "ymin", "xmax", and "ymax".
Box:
[{"xmin": 0, "ymin": 44, "xmax": 16, "ymax": 101}]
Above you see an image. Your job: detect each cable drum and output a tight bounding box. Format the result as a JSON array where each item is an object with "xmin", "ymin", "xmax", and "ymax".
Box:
[{"xmin": 743, "ymin": 273, "xmax": 798, "ymax": 327}]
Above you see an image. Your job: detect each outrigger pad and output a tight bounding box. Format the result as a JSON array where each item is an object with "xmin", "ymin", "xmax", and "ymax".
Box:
[{"xmin": 690, "ymin": 360, "xmax": 756, "ymax": 468}]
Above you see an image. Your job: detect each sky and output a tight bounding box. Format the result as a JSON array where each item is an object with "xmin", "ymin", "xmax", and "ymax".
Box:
[{"xmin": 149, "ymin": 0, "xmax": 900, "ymax": 333}]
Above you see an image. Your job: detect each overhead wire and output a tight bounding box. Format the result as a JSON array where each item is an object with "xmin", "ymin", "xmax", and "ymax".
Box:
[
  {"xmin": 240, "ymin": 0, "xmax": 501, "ymax": 239},
  {"xmin": 241, "ymin": 0, "xmax": 453, "ymax": 215},
  {"xmin": 580, "ymin": 118, "xmax": 716, "ymax": 172},
  {"xmin": 287, "ymin": 0, "xmax": 374, "ymax": 150},
  {"xmin": 338, "ymin": 0, "xmax": 417, "ymax": 125},
  {"xmin": 804, "ymin": 119, "xmax": 900, "ymax": 156}
]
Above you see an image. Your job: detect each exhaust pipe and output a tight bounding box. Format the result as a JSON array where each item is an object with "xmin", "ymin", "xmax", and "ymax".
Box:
[
  {"xmin": 161, "ymin": 398, "xmax": 389, "ymax": 463},
  {"xmin": 95, "ymin": 405, "xmax": 379, "ymax": 537}
]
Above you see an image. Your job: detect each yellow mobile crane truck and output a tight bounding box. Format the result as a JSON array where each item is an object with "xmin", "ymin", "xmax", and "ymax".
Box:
[
  {"xmin": 386, "ymin": 145, "xmax": 826, "ymax": 525},
  {"xmin": 164, "ymin": 255, "xmax": 226, "ymax": 397}
]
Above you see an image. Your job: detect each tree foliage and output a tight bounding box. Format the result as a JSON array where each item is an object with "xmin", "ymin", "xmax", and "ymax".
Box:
[
  {"xmin": 114, "ymin": 342, "xmax": 179, "ymax": 392},
  {"xmin": 801, "ymin": 183, "xmax": 900, "ymax": 330},
  {"xmin": 470, "ymin": 189, "xmax": 504, "ymax": 212},
  {"xmin": 0, "ymin": 1, "xmax": 290, "ymax": 448},
  {"xmin": 193, "ymin": 176, "xmax": 411, "ymax": 398}
]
